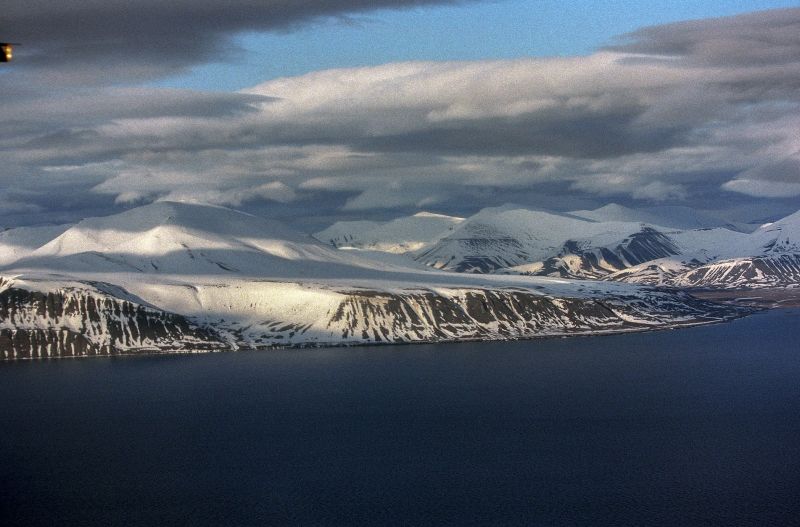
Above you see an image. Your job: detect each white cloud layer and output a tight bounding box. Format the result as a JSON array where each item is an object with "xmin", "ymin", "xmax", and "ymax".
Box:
[
  {"xmin": 723, "ymin": 179, "xmax": 800, "ymax": 199},
  {"xmin": 1, "ymin": 8, "xmax": 799, "ymax": 222}
]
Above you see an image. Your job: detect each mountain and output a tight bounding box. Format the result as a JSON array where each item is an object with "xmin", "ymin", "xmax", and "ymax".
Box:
[
  {"xmin": 405, "ymin": 203, "xmax": 800, "ymax": 290},
  {"xmin": 670, "ymin": 254, "xmax": 800, "ymax": 289},
  {"xmin": 609, "ymin": 253, "xmax": 800, "ymax": 290},
  {"xmin": 314, "ymin": 211, "xmax": 463, "ymax": 253},
  {"xmin": 609, "ymin": 211, "xmax": 800, "ymax": 289},
  {"xmin": 414, "ymin": 205, "xmax": 678, "ymax": 274},
  {"xmin": 502, "ymin": 227, "xmax": 681, "ymax": 279},
  {"xmin": 0, "ymin": 202, "xmax": 743, "ymax": 359},
  {"xmin": 749, "ymin": 210, "xmax": 800, "ymax": 254},
  {"xmin": 10, "ymin": 201, "xmax": 434, "ymax": 280}
]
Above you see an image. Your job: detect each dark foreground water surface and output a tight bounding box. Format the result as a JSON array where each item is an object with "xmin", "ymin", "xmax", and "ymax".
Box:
[{"xmin": 3, "ymin": 310, "xmax": 800, "ymax": 526}]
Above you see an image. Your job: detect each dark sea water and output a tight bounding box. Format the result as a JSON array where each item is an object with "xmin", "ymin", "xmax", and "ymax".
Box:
[{"xmin": 2, "ymin": 310, "xmax": 800, "ymax": 527}]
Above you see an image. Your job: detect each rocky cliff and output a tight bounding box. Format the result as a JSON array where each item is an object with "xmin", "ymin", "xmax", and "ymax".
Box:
[{"xmin": 0, "ymin": 280, "xmax": 220, "ymax": 359}]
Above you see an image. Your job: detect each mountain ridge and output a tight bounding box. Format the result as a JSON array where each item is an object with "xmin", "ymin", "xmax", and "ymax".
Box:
[
  {"xmin": 0, "ymin": 201, "xmax": 750, "ymax": 359},
  {"xmin": 314, "ymin": 203, "xmax": 800, "ymax": 290}
]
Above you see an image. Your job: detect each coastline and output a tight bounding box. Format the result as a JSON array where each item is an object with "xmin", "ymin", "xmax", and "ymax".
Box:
[{"xmin": 1, "ymin": 297, "xmax": 754, "ymax": 362}]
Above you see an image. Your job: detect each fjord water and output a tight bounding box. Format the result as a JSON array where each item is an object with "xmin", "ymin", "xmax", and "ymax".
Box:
[{"xmin": 3, "ymin": 310, "xmax": 800, "ymax": 526}]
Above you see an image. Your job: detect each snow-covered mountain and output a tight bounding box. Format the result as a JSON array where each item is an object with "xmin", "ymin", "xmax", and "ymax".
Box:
[
  {"xmin": 414, "ymin": 205, "xmax": 679, "ymax": 274},
  {"xmin": 749, "ymin": 210, "xmax": 800, "ymax": 254},
  {"xmin": 13, "ymin": 201, "xmax": 405, "ymax": 279},
  {"xmin": 609, "ymin": 211, "xmax": 800, "ymax": 289},
  {"xmin": 501, "ymin": 227, "xmax": 686, "ymax": 280},
  {"xmin": 0, "ymin": 202, "xmax": 743, "ymax": 359},
  {"xmin": 314, "ymin": 211, "xmax": 463, "ymax": 253},
  {"xmin": 395, "ymin": 203, "xmax": 800, "ymax": 289}
]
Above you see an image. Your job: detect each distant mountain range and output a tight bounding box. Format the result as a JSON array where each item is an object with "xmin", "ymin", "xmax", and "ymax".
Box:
[
  {"xmin": 0, "ymin": 202, "xmax": 747, "ymax": 359},
  {"xmin": 316, "ymin": 203, "xmax": 800, "ymax": 290}
]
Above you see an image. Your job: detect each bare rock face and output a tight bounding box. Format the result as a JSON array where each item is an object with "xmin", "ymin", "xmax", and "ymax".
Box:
[{"xmin": 0, "ymin": 285, "xmax": 222, "ymax": 359}]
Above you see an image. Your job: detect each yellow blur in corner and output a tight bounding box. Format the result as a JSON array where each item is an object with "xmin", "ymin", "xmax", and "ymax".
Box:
[{"xmin": 1, "ymin": 43, "xmax": 14, "ymax": 62}]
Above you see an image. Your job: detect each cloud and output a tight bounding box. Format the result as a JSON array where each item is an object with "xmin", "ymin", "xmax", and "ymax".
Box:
[
  {"xmin": 243, "ymin": 54, "xmax": 697, "ymax": 159},
  {"xmin": 98, "ymin": 177, "xmax": 298, "ymax": 207},
  {"xmin": 2, "ymin": 88, "xmax": 271, "ymax": 123},
  {"xmin": 606, "ymin": 8, "xmax": 800, "ymax": 68},
  {"xmin": 630, "ymin": 181, "xmax": 688, "ymax": 201},
  {"xmin": 722, "ymin": 157, "xmax": 800, "ymax": 198},
  {"xmin": 342, "ymin": 182, "xmax": 445, "ymax": 211},
  {"xmin": 722, "ymin": 179, "xmax": 800, "ymax": 198},
  {"xmin": 1, "ymin": 7, "xmax": 799, "ymax": 223},
  {"xmin": 1, "ymin": 0, "xmax": 474, "ymax": 85},
  {"xmin": 158, "ymin": 181, "xmax": 298, "ymax": 206}
]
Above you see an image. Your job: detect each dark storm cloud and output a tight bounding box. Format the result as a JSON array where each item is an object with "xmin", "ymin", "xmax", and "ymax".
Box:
[
  {"xmin": 1, "ymin": 0, "xmax": 471, "ymax": 83},
  {"xmin": 607, "ymin": 7, "xmax": 800, "ymax": 67}
]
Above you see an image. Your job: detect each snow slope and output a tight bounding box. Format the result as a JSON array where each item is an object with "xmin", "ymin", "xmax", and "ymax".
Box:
[{"xmin": 0, "ymin": 224, "xmax": 72, "ymax": 266}]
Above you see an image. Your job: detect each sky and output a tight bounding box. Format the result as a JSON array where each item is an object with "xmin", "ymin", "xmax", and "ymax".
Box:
[{"xmin": 1, "ymin": 0, "xmax": 799, "ymax": 229}]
